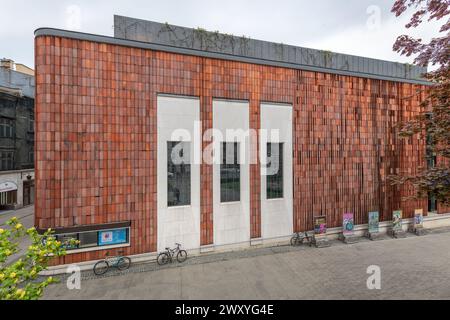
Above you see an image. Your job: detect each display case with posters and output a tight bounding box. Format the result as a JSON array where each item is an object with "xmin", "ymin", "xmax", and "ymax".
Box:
[
  {"xmin": 409, "ymin": 209, "xmax": 427, "ymax": 236},
  {"xmin": 365, "ymin": 211, "xmax": 383, "ymax": 240},
  {"xmin": 389, "ymin": 210, "xmax": 407, "ymax": 238},
  {"xmin": 339, "ymin": 213, "xmax": 358, "ymax": 244},
  {"xmin": 343, "ymin": 213, "xmax": 355, "ymax": 236},
  {"xmin": 368, "ymin": 211, "xmax": 379, "ymax": 234},
  {"xmin": 312, "ymin": 216, "xmax": 330, "ymax": 248}
]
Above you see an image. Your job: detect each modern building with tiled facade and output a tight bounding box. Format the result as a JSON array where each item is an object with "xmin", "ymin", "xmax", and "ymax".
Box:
[{"xmin": 34, "ymin": 16, "xmax": 449, "ymax": 265}]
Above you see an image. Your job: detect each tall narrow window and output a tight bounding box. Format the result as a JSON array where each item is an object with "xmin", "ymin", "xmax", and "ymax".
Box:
[
  {"xmin": 267, "ymin": 143, "xmax": 284, "ymax": 199},
  {"xmin": 0, "ymin": 151, "xmax": 14, "ymax": 171},
  {"xmin": 220, "ymin": 142, "xmax": 240, "ymax": 202},
  {"xmin": 28, "ymin": 151, "xmax": 34, "ymax": 164},
  {"xmin": 0, "ymin": 118, "xmax": 14, "ymax": 138},
  {"xmin": 167, "ymin": 141, "xmax": 191, "ymax": 207},
  {"xmin": 426, "ymin": 113, "xmax": 437, "ymax": 169}
]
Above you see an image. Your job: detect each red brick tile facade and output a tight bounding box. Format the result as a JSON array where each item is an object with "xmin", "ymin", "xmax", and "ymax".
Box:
[{"xmin": 35, "ymin": 34, "xmax": 434, "ymax": 264}]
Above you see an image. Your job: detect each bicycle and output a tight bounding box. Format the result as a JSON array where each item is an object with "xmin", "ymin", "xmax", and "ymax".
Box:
[
  {"xmin": 290, "ymin": 231, "xmax": 313, "ymax": 247},
  {"xmin": 157, "ymin": 243, "xmax": 188, "ymax": 266},
  {"xmin": 93, "ymin": 251, "xmax": 131, "ymax": 275}
]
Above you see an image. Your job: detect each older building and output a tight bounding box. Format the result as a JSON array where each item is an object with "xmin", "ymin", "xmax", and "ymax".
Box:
[
  {"xmin": 34, "ymin": 16, "xmax": 448, "ymax": 265},
  {"xmin": 0, "ymin": 59, "xmax": 35, "ymax": 210}
]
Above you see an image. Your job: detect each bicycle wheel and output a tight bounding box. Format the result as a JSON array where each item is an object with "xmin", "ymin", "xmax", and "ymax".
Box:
[
  {"xmin": 177, "ymin": 250, "xmax": 188, "ymax": 263},
  {"xmin": 117, "ymin": 257, "xmax": 131, "ymax": 271},
  {"xmin": 93, "ymin": 260, "xmax": 109, "ymax": 275},
  {"xmin": 290, "ymin": 236, "xmax": 302, "ymax": 246},
  {"xmin": 157, "ymin": 252, "xmax": 170, "ymax": 266}
]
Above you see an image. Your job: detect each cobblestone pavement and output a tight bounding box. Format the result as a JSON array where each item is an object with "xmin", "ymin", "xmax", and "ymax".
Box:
[{"xmin": 43, "ymin": 227, "xmax": 450, "ymax": 300}]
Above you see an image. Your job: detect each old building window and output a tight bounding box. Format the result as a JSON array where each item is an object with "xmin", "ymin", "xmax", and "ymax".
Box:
[
  {"xmin": 0, "ymin": 151, "xmax": 14, "ymax": 171},
  {"xmin": 267, "ymin": 143, "xmax": 284, "ymax": 199},
  {"xmin": 220, "ymin": 142, "xmax": 240, "ymax": 203},
  {"xmin": 167, "ymin": 141, "xmax": 191, "ymax": 207},
  {"xmin": 0, "ymin": 118, "xmax": 14, "ymax": 138},
  {"xmin": 28, "ymin": 151, "xmax": 34, "ymax": 164},
  {"xmin": 28, "ymin": 115, "xmax": 34, "ymax": 133},
  {"xmin": 0, "ymin": 190, "xmax": 17, "ymax": 206}
]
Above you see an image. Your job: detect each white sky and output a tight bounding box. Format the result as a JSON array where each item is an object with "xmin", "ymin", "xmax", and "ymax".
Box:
[{"xmin": 0, "ymin": 0, "xmax": 444, "ymax": 69}]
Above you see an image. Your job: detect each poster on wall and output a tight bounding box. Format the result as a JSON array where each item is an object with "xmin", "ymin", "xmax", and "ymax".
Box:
[
  {"xmin": 314, "ymin": 216, "xmax": 327, "ymax": 236},
  {"xmin": 392, "ymin": 210, "xmax": 403, "ymax": 231},
  {"xmin": 98, "ymin": 229, "xmax": 128, "ymax": 246},
  {"xmin": 414, "ymin": 209, "xmax": 424, "ymax": 229},
  {"xmin": 59, "ymin": 234, "xmax": 79, "ymax": 250},
  {"xmin": 368, "ymin": 211, "xmax": 380, "ymax": 234},
  {"xmin": 343, "ymin": 213, "xmax": 355, "ymax": 236}
]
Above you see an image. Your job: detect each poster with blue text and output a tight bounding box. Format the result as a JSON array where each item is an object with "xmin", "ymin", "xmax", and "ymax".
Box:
[{"xmin": 98, "ymin": 229, "xmax": 128, "ymax": 246}]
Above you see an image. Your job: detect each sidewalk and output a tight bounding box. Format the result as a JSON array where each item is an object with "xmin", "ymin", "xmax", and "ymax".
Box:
[
  {"xmin": 44, "ymin": 227, "xmax": 450, "ymax": 300},
  {"xmin": 53, "ymin": 225, "xmax": 450, "ymax": 282}
]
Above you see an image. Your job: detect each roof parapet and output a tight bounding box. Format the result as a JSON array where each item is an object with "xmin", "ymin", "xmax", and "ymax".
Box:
[{"xmin": 113, "ymin": 15, "xmax": 428, "ymax": 83}]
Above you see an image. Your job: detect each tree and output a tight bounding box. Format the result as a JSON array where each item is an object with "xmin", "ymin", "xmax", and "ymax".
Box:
[
  {"xmin": 0, "ymin": 217, "xmax": 77, "ymax": 300},
  {"xmin": 390, "ymin": 0, "xmax": 450, "ymax": 206}
]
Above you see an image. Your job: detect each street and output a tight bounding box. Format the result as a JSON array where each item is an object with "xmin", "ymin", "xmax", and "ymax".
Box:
[{"xmin": 0, "ymin": 206, "xmax": 34, "ymax": 264}]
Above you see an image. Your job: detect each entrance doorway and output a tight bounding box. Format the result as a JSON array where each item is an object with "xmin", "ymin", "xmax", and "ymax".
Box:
[{"xmin": 23, "ymin": 180, "xmax": 35, "ymax": 207}]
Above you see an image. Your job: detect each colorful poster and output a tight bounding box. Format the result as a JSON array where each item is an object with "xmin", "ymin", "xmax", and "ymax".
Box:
[
  {"xmin": 314, "ymin": 216, "xmax": 327, "ymax": 236},
  {"xmin": 392, "ymin": 210, "xmax": 403, "ymax": 231},
  {"xmin": 414, "ymin": 209, "xmax": 424, "ymax": 228},
  {"xmin": 368, "ymin": 211, "xmax": 379, "ymax": 234},
  {"xmin": 343, "ymin": 213, "xmax": 355, "ymax": 236},
  {"xmin": 98, "ymin": 229, "xmax": 128, "ymax": 246},
  {"xmin": 59, "ymin": 234, "xmax": 79, "ymax": 250}
]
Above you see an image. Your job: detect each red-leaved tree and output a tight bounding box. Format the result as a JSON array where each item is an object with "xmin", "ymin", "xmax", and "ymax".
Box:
[{"xmin": 390, "ymin": 0, "xmax": 450, "ymax": 206}]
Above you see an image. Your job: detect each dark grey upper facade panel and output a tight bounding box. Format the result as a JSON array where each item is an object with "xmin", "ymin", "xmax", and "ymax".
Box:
[{"xmin": 114, "ymin": 15, "xmax": 427, "ymax": 82}]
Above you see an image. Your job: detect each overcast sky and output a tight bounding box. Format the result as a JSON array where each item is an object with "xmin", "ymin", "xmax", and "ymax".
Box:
[{"xmin": 0, "ymin": 0, "xmax": 443, "ymax": 68}]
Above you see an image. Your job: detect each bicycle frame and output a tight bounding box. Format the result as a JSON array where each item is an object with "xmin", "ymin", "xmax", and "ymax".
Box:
[
  {"xmin": 165, "ymin": 244, "xmax": 181, "ymax": 261},
  {"xmin": 105, "ymin": 256, "xmax": 122, "ymax": 267},
  {"xmin": 93, "ymin": 251, "xmax": 131, "ymax": 276},
  {"xmin": 104, "ymin": 251, "xmax": 125, "ymax": 267}
]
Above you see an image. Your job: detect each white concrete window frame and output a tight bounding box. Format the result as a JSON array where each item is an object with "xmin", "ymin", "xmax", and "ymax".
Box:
[
  {"xmin": 212, "ymin": 99, "xmax": 250, "ymax": 247},
  {"xmin": 260, "ymin": 102, "xmax": 293, "ymax": 241},
  {"xmin": 157, "ymin": 94, "xmax": 201, "ymax": 252}
]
